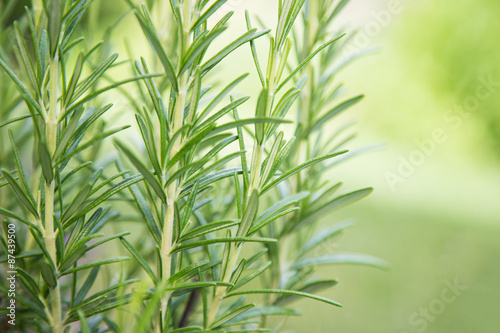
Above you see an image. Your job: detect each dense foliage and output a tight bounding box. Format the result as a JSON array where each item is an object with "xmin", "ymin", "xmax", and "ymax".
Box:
[{"xmin": 0, "ymin": 0, "xmax": 383, "ymax": 332}]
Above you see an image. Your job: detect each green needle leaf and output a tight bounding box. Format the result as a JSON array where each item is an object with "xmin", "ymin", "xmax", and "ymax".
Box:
[{"xmin": 225, "ymin": 289, "xmax": 342, "ymax": 307}]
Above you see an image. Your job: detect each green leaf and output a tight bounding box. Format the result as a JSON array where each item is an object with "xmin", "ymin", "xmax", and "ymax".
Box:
[
  {"xmin": 0, "ymin": 57, "xmax": 44, "ymax": 119},
  {"xmin": 181, "ymin": 167, "xmax": 242, "ymax": 197},
  {"xmin": 85, "ymin": 232, "xmax": 131, "ymax": 254},
  {"xmin": 275, "ymin": 0, "xmax": 297, "ymax": 51},
  {"xmin": 168, "ymin": 261, "xmax": 210, "ymax": 285},
  {"xmin": 120, "ymin": 237, "xmax": 158, "ymax": 284},
  {"xmin": 165, "ymin": 159, "xmax": 209, "ymax": 187},
  {"xmin": 61, "ymin": 161, "xmax": 92, "ymax": 184},
  {"xmin": 297, "ymin": 188, "xmax": 373, "ymax": 227},
  {"xmin": 186, "ymin": 67, "xmax": 202, "ymax": 125},
  {"xmin": 135, "ymin": 5, "xmax": 178, "ymax": 91},
  {"xmin": 78, "ymin": 310, "xmax": 90, "ymax": 333},
  {"xmin": 184, "ymin": 151, "xmax": 245, "ymax": 187},
  {"xmin": 180, "ymin": 220, "xmax": 239, "ymax": 241},
  {"xmin": 75, "ymin": 279, "xmax": 139, "ymax": 312},
  {"xmin": 67, "ymin": 295, "xmax": 134, "ymax": 323},
  {"xmin": 1, "ymin": 170, "xmax": 38, "ymax": 218},
  {"xmin": 0, "ymin": 208, "xmax": 40, "ymax": 233},
  {"xmin": 266, "ymin": 87, "xmax": 301, "ymax": 139},
  {"xmin": 196, "ymin": 96, "xmax": 251, "ymax": 132},
  {"xmin": 260, "ymin": 132, "xmax": 283, "ymax": 185},
  {"xmin": 74, "ymin": 267, "xmax": 100, "ymax": 306},
  {"xmin": 191, "ymin": 0, "xmax": 228, "ymax": 31},
  {"xmin": 38, "ymin": 141, "xmax": 54, "ymax": 183},
  {"xmin": 236, "ymin": 190, "xmax": 259, "ymax": 238},
  {"xmin": 299, "ymin": 220, "xmax": 354, "ymax": 257},
  {"xmin": 47, "ymin": 0, "xmax": 62, "ymax": 55},
  {"xmin": 53, "ymin": 106, "xmax": 86, "ymax": 160},
  {"xmin": 64, "ymin": 52, "xmax": 84, "ymax": 106},
  {"xmin": 62, "ymin": 184, "xmax": 92, "ymax": 223},
  {"xmin": 209, "ymin": 117, "xmax": 292, "ymax": 137},
  {"xmin": 276, "ymin": 34, "xmax": 345, "ymax": 92},
  {"xmin": 0, "ymin": 284, "xmax": 48, "ymax": 322},
  {"xmin": 292, "ymin": 253, "xmax": 388, "ymax": 270},
  {"xmin": 211, "ymin": 304, "xmax": 254, "ymax": 328},
  {"xmin": 41, "ymin": 261, "xmax": 57, "ymax": 288},
  {"xmin": 234, "ymin": 172, "xmax": 243, "ymax": 219},
  {"xmin": 254, "ymin": 191, "xmax": 309, "ymax": 229},
  {"xmin": 60, "ymin": 126, "xmax": 131, "ymax": 163},
  {"xmin": 180, "ymin": 181, "xmax": 199, "ymax": 235},
  {"xmin": 260, "ymin": 151, "xmax": 349, "ymax": 194},
  {"xmin": 9, "ymin": 131, "xmax": 38, "ymax": 208},
  {"xmin": 245, "ymin": 248, "xmax": 268, "ymax": 267},
  {"xmin": 306, "ymin": 95, "xmax": 364, "ymax": 135},
  {"xmin": 231, "ymin": 262, "xmax": 271, "ymax": 291},
  {"xmin": 223, "ymin": 323, "xmax": 271, "ymax": 333},
  {"xmin": 225, "ymin": 289, "xmax": 341, "ymax": 307},
  {"xmin": 72, "ymin": 54, "xmax": 119, "ymax": 101},
  {"xmin": 170, "ymin": 327, "xmax": 204, "ymax": 333},
  {"xmin": 65, "ymin": 104, "xmax": 113, "ymax": 147},
  {"xmin": 309, "ymin": 182, "xmax": 343, "ymax": 207},
  {"xmin": 263, "ymin": 136, "xmax": 295, "ymax": 185},
  {"xmin": 255, "ymin": 89, "xmax": 268, "ymax": 145},
  {"xmin": 69, "ymin": 174, "xmax": 143, "ymax": 223},
  {"xmin": 220, "ymin": 230, "xmax": 233, "ymax": 278},
  {"xmin": 15, "ymin": 268, "xmax": 42, "ymax": 305},
  {"xmin": 66, "ymin": 74, "xmax": 161, "ymax": 113},
  {"xmin": 249, "ymin": 207, "xmax": 299, "ymax": 236},
  {"xmin": 201, "ymin": 29, "xmax": 270, "ymax": 74},
  {"xmin": 61, "ymin": 257, "xmax": 130, "ymax": 276},
  {"xmin": 135, "ymin": 113, "xmax": 162, "ymax": 177},
  {"xmin": 167, "ymin": 124, "xmax": 215, "ymax": 170},
  {"xmin": 227, "ymin": 306, "xmax": 300, "ymax": 322},
  {"xmin": 230, "ymin": 258, "xmax": 246, "ymax": 286},
  {"xmin": 179, "ymin": 27, "xmax": 226, "ymax": 75},
  {"xmin": 0, "ymin": 114, "xmax": 31, "ymax": 128},
  {"xmin": 126, "ymin": 184, "xmax": 161, "ymax": 245},
  {"xmin": 275, "ymin": 280, "xmax": 338, "ymax": 305},
  {"xmin": 188, "ymin": 135, "xmax": 238, "ymax": 176},
  {"xmin": 171, "ymin": 237, "xmax": 277, "ymax": 254},
  {"xmin": 196, "ymin": 73, "xmax": 249, "ymax": 125},
  {"xmin": 0, "ymin": 250, "xmax": 42, "ymax": 263},
  {"xmin": 245, "ymin": 10, "xmax": 265, "ymax": 87},
  {"xmin": 167, "ymin": 281, "xmax": 220, "ymax": 292},
  {"xmin": 59, "ymin": 246, "xmax": 88, "ymax": 272},
  {"xmin": 232, "ymin": 110, "xmax": 250, "ymax": 190},
  {"xmin": 116, "ymin": 164, "xmax": 161, "ymax": 247},
  {"xmin": 115, "ymin": 141, "xmax": 166, "ymax": 203},
  {"xmin": 14, "ymin": 22, "xmax": 38, "ymax": 92}
]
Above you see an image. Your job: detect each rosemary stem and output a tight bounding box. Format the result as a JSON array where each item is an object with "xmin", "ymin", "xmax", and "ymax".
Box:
[
  {"xmin": 45, "ymin": 56, "xmax": 62, "ymax": 333},
  {"xmin": 207, "ymin": 142, "xmax": 264, "ymax": 327},
  {"xmin": 160, "ymin": 1, "xmax": 191, "ymax": 328}
]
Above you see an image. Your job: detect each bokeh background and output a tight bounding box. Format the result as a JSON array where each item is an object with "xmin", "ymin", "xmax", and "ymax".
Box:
[{"xmin": 6, "ymin": 0, "xmax": 498, "ymax": 332}]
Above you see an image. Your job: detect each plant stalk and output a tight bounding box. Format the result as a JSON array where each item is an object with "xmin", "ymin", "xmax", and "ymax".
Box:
[
  {"xmin": 160, "ymin": 77, "xmax": 185, "ymax": 280},
  {"xmin": 159, "ymin": 1, "xmax": 192, "ymax": 327},
  {"xmin": 207, "ymin": 245, "xmax": 241, "ymax": 326},
  {"xmin": 44, "ymin": 56, "xmax": 62, "ymax": 333},
  {"xmin": 207, "ymin": 42, "xmax": 280, "ymax": 327},
  {"xmin": 207, "ymin": 143, "xmax": 263, "ymax": 327}
]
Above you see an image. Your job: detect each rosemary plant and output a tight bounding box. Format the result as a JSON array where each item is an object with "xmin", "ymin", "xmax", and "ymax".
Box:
[
  {"xmin": 0, "ymin": 0, "xmax": 384, "ymax": 332},
  {"xmin": 0, "ymin": 0, "xmax": 152, "ymax": 331}
]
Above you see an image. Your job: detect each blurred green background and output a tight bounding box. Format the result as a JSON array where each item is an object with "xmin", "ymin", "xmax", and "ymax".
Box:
[
  {"xmin": 11, "ymin": 0, "xmax": 497, "ymax": 331},
  {"xmin": 281, "ymin": 0, "xmax": 500, "ymax": 332}
]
